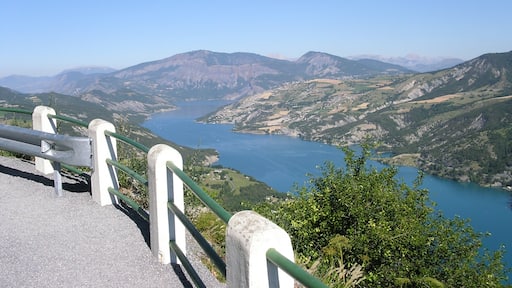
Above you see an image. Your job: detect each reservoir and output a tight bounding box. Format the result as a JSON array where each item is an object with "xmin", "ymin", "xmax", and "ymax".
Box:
[{"xmin": 143, "ymin": 101, "xmax": 511, "ymax": 279}]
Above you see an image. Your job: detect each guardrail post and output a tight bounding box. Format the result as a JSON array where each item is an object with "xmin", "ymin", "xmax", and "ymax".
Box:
[
  {"xmin": 89, "ymin": 119, "xmax": 118, "ymax": 206},
  {"xmin": 226, "ymin": 210, "xmax": 295, "ymax": 288},
  {"xmin": 32, "ymin": 106, "xmax": 56, "ymax": 174},
  {"xmin": 148, "ymin": 144, "xmax": 186, "ymax": 265}
]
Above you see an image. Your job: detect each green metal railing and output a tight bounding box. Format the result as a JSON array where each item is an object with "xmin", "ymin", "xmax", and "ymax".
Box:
[
  {"xmin": 48, "ymin": 113, "xmax": 89, "ymax": 128},
  {"xmin": 105, "ymin": 130, "xmax": 150, "ymax": 153},
  {"xmin": 106, "ymin": 158, "xmax": 149, "ymax": 186},
  {"xmin": 2, "ymin": 105, "xmax": 329, "ymax": 287},
  {"xmin": 267, "ymin": 248, "xmax": 329, "ymax": 288},
  {"xmin": 102, "ymin": 128, "xmax": 227, "ymax": 286},
  {"xmin": 0, "ymin": 107, "xmax": 33, "ymax": 116},
  {"xmin": 166, "ymin": 161, "xmax": 232, "ymax": 224}
]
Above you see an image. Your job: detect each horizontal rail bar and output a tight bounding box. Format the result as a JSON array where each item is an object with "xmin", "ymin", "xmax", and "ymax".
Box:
[
  {"xmin": 48, "ymin": 114, "xmax": 89, "ymax": 128},
  {"xmin": 61, "ymin": 163, "xmax": 90, "ymax": 177},
  {"xmin": 104, "ymin": 131, "xmax": 150, "ymax": 154},
  {"xmin": 266, "ymin": 248, "xmax": 328, "ymax": 288},
  {"xmin": 169, "ymin": 240, "xmax": 207, "ymax": 288},
  {"xmin": 166, "ymin": 161, "xmax": 232, "ymax": 224},
  {"xmin": 0, "ymin": 107, "xmax": 33, "ymax": 115},
  {"xmin": 0, "ymin": 124, "xmax": 92, "ymax": 167},
  {"xmin": 105, "ymin": 158, "xmax": 148, "ymax": 186},
  {"xmin": 168, "ymin": 201, "xmax": 227, "ymax": 278},
  {"xmin": 108, "ymin": 187, "xmax": 150, "ymax": 222}
]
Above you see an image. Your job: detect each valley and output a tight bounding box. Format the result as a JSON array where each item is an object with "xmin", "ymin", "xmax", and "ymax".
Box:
[{"xmin": 1, "ymin": 49, "xmax": 511, "ymax": 188}]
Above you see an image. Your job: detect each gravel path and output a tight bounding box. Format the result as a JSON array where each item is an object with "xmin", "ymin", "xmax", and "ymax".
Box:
[{"xmin": 0, "ymin": 156, "xmax": 225, "ymax": 288}]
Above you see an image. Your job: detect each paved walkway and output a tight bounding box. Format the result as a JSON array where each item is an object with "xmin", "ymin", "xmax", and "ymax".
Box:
[{"xmin": 0, "ymin": 156, "xmax": 224, "ymax": 288}]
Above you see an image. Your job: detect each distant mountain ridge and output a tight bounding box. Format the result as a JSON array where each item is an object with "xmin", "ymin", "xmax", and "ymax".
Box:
[
  {"xmin": 0, "ymin": 50, "xmax": 412, "ymax": 101},
  {"xmin": 349, "ymin": 54, "xmax": 464, "ymax": 72}
]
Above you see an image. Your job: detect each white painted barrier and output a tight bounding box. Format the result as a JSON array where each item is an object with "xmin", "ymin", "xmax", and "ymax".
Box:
[
  {"xmin": 147, "ymin": 144, "xmax": 186, "ymax": 265},
  {"xmin": 226, "ymin": 210, "xmax": 295, "ymax": 288},
  {"xmin": 33, "ymin": 106, "xmax": 56, "ymax": 174},
  {"xmin": 88, "ymin": 119, "xmax": 118, "ymax": 206}
]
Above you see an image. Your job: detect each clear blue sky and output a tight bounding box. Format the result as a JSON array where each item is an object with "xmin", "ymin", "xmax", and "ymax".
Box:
[{"xmin": 1, "ymin": 0, "xmax": 511, "ymax": 77}]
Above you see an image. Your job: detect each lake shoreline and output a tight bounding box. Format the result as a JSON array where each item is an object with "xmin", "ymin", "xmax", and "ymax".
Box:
[{"xmin": 205, "ymin": 120, "xmax": 512, "ymax": 192}]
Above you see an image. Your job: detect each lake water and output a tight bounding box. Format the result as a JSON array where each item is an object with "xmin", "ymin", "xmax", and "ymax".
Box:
[{"xmin": 143, "ymin": 101, "xmax": 512, "ymax": 279}]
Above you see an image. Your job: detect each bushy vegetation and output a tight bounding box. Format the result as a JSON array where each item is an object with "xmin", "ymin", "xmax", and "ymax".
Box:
[{"xmin": 255, "ymin": 144, "xmax": 509, "ymax": 287}]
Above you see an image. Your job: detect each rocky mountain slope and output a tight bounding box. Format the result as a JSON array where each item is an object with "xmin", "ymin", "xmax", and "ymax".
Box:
[
  {"xmin": 203, "ymin": 51, "xmax": 512, "ymax": 187},
  {"xmin": 0, "ymin": 87, "xmax": 180, "ymax": 154},
  {"xmin": 0, "ymin": 50, "xmax": 411, "ymax": 103}
]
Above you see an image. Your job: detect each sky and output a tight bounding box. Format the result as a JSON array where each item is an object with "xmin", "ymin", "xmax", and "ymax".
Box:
[{"xmin": 1, "ymin": 0, "xmax": 511, "ymax": 77}]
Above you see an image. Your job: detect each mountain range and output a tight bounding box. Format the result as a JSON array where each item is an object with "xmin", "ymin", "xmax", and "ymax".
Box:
[
  {"xmin": 0, "ymin": 50, "xmax": 414, "ymax": 98},
  {"xmin": 348, "ymin": 54, "xmax": 464, "ymax": 72}
]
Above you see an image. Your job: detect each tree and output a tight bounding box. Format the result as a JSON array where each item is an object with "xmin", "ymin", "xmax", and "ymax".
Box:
[{"xmin": 255, "ymin": 144, "xmax": 508, "ymax": 287}]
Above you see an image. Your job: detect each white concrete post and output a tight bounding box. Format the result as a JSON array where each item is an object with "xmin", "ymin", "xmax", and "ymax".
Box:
[
  {"xmin": 88, "ymin": 119, "xmax": 118, "ymax": 206},
  {"xmin": 226, "ymin": 210, "xmax": 295, "ymax": 288},
  {"xmin": 32, "ymin": 106, "xmax": 56, "ymax": 174},
  {"xmin": 148, "ymin": 144, "xmax": 186, "ymax": 265}
]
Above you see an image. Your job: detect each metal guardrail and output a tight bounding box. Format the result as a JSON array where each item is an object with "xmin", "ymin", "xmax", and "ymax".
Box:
[
  {"xmin": 0, "ymin": 124, "xmax": 92, "ymax": 167},
  {"xmin": 0, "ymin": 122, "xmax": 92, "ymax": 196},
  {"xmin": 166, "ymin": 161, "xmax": 232, "ymax": 224},
  {"xmin": 105, "ymin": 130, "xmax": 150, "ymax": 153},
  {"xmin": 1, "ymin": 105, "xmax": 329, "ymax": 287},
  {"xmin": 267, "ymin": 249, "xmax": 329, "ymax": 288}
]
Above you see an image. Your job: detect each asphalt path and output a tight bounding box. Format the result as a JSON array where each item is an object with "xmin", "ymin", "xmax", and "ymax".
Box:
[{"xmin": 0, "ymin": 156, "xmax": 224, "ymax": 288}]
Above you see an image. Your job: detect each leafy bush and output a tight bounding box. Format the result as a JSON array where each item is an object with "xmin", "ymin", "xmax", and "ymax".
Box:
[{"xmin": 255, "ymin": 144, "xmax": 508, "ymax": 287}]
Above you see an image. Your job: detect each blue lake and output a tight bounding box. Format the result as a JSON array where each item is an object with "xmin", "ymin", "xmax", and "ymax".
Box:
[{"xmin": 143, "ymin": 101, "xmax": 512, "ymax": 280}]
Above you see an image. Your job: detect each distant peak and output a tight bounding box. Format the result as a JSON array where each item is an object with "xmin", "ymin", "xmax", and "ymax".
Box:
[{"xmin": 60, "ymin": 66, "xmax": 117, "ymax": 75}]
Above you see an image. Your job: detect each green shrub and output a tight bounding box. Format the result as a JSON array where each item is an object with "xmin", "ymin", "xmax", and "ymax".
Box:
[{"xmin": 255, "ymin": 144, "xmax": 508, "ymax": 287}]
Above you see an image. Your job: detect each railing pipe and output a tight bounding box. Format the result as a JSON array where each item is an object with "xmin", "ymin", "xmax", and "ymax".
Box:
[
  {"xmin": 169, "ymin": 240, "xmax": 207, "ymax": 288},
  {"xmin": 108, "ymin": 187, "xmax": 150, "ymax": 222},
  {"xmin": 106, "ymin": 158, "xmax": 148, "ymax": 186},
  {"xmin": 166, "ymin": 161, "xmax": 232, "ymax": 224},
  {"xmin": 105, "ymin": 130, "xmax": 150, "ymax": 153},
  {"xmin": 266, "ymin": 248, "xmax": 329, "ymax": 288},
  {"xmin": 48, "ymin": 113, "xmax": 89, "ymax": 128},
  {"xmin": 0, "ymin": 107, "xmax": 33, "ymax": 115},
  {"xmin": 168, "ymin": 201, "xmax": 227, "ymax": 278},
  {"xmin": 61, "ymin": 163, "xmax": 89, "ymax": 179}
]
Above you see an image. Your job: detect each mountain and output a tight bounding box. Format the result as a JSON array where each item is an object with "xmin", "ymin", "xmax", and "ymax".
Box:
[
  {"xmin": 60, "ymin": 66, "xmax": 117, "ymax": 75},
  {"xmin": 0, "ymin": 67, "xmax": 116, "ymax": 94},
  {"xmin": 296, "ymin": 51, "xmax": 413, "ymax": 77},
  {"xmin": 0, "ymin": 50, "xmax": 411, "ymax": 102},
  {"xmin": 0, "ymin": 75, "xmax": 54, "ymax": 93},
  {"xmin": 203, "ymin": 51, "xmax": 512, "ymax": 187},
  {"xmin": 349, "ymin": 54, "xmax": 464, "ymax": 72},
  {"xmin": 0, "ymin": 86, "xmax": 198, "ymax": 158}
]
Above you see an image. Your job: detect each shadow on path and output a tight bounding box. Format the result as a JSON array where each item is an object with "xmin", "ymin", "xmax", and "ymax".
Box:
[
  {"xmin": 0, "ymin": 162, "xmax": 90, "ymax": 193},
  {"xmin": 114, "ymin": 201, "xmax": 194, "ymax": 287},
  {"xmin": 0, "ymin": 158, "xmax": 201, "ymax": 287}
]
